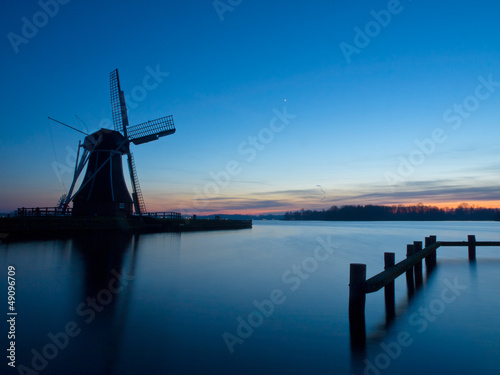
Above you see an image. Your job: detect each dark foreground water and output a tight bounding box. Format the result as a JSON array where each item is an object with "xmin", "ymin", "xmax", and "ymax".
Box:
[{"xmin": 1, "ymin": 221, "xmax": 499, "ymax": 375}]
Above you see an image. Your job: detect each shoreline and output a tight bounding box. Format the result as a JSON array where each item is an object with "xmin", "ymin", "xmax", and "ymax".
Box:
[{"xmin": 0, "ymin": 216, "xmax": 252, "ymax": 242}]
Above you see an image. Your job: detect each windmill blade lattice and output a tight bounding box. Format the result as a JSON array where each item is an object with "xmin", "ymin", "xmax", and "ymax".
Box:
[
  {"xmin": 128, "ymin": 116, "xmax": 176, "ymax": 145},
  {"xmin": 110, "ymin": 69, "xmax": 129, "ymax": 133}
]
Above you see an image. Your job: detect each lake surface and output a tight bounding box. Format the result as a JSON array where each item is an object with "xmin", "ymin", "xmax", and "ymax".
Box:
[{"xmin": 2, "ymin": 221, "xmax": 500, "ymax": 374}]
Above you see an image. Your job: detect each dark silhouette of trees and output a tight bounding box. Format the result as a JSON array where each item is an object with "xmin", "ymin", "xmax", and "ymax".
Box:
[{"xmin": 283, "ymin": 204, "xmax": 500, "ymax": 221}]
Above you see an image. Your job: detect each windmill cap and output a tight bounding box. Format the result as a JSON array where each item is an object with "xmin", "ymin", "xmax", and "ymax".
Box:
[{"xmin": 83, "ymin": 128, "xmax": 129, "ymax": 154}]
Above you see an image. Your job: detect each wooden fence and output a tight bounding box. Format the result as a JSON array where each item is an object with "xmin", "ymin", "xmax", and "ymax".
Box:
[
  {"xmin": 16, "ymin": 207, "xmax": 72, "ymax": 217},
  {"xmin": 146, "ymin": 212, "xmax": 182, "ymax": 219}
]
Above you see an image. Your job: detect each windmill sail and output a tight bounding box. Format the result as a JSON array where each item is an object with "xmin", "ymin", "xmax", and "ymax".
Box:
[
  {"xmin": 128, "ymin": 116, "xmax": 176, "ymax": 145},
  {"xmin": 110, "ymin": 69, "xmax": 130, "ymax": 133},
  {"xmin": 110, "ymin": 69, "xmax": 147, "ymax": 215},
  {"xmin": 127, "ymin": 152, "xmax": 147, "ymax": 214}
]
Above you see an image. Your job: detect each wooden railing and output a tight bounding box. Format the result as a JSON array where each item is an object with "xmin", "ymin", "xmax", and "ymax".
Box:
[
  {"xmin": 146, "ymin": 212, "xmax": 182, "ymax": 219},
  {"xmin": 15, "ymin": 207, "xmax": 72, "ymax": 217}
]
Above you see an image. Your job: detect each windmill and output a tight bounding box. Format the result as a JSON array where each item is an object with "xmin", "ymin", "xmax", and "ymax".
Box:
[{"xmin": 61, "ymin": 69, "xmax": 175, "ymax": 217}]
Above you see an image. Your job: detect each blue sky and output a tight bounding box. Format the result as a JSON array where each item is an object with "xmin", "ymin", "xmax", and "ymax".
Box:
[{"xmin": 1, "ymin": 0, "xmax": 499, "ymax": 214}]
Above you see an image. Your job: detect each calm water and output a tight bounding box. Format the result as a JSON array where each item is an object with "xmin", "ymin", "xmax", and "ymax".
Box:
[{"xmin": 1, "ymin": 221, "xmax": 500, "ymax": 375}]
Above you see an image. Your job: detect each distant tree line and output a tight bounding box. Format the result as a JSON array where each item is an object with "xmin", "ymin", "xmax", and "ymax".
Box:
[{"xmin": 283, "ymin": 204, "xmax": 500, "ymax": 221}]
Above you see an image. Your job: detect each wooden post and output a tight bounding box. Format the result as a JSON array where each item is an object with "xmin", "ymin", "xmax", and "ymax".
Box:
[
  {"xmin": 429, "ymin": 235, "xmax": 437, "ymax": 268},
  {"xmin": 349, "ymin": 264, "xmax": 366, "ymax": 320},
  {"xmin": 349, "ymin": 263, "xmax": 366, "ymax": 347},
  {"xmin": 384, "ymin": 252, "xmax": 396, "ymax": 324},
  {"xmin": 424, "ymin": 236, "xmax": 431, "ymax": 270},
  {"xmin": 424, "ymin": 236, "xmax": 437, "ymax": 274},
  {"xmin": 468, "ymin": 235, "xmax": 476, "ymax": 262},
  {"xmin": 414, "ymin": 241, "xmax": 423, "ymax": 288},
  {"xmin": 406, "ymin": 244, "xmax": 415, "ymax": 297}
]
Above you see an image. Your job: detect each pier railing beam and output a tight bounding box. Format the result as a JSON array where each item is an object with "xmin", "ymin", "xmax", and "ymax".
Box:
[
  {"xmin": 384, "ymin": 252, "xmax": 396, "ymax": 324},
  {"xmin": 468, "ymin": 235, "xmax": 476, "ymax": 262}
]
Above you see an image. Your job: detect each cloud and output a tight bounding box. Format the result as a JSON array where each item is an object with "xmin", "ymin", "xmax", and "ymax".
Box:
[
  {"xmin": 336, "ymin": 182, "xmax": 500, "ymax": 205},
  {"xmin": 249, "ymin": 189, "xmax": 320, "ymax": 196},
  {"xmin": 188, "ymin": 197, "xmax": 293, "ymax": 214}
]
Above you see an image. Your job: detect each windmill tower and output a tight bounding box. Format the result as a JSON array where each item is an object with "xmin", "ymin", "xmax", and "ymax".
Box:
[{"xmin": 62, "ymin": 69, "xmax": 176, "ymax": 217}]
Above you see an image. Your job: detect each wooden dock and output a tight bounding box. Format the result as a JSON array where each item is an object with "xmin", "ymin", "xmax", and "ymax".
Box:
[{"xmin": 349, "ymin": 235, "xmax": 500, "ymax": 347}]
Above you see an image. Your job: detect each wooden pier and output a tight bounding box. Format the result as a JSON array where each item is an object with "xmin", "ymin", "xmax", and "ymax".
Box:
[{"xmin": 349, "ymin": 235, "xmax": 500, "ymax": 346}]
